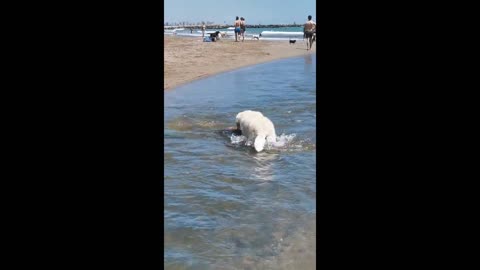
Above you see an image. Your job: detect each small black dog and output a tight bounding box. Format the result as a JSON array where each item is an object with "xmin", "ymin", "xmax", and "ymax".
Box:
[
  {"xmin": 289, "ymin": 39, "xmax": 296, "ymax": 44},
  {"xmin": 209, "ymin": 31, "xmax": 221, "ymax": 41}
]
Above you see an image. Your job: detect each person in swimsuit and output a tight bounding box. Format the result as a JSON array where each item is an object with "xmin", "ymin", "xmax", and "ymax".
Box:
[
  {"xmin": 240, "ymin": 17, "xmax": 246, "ymax": 42},
  {"xmin": 202, "ymin": 23, "xmax": 206, "ymax": 38},
  {"xmin": 304, "ymin": 15, "xmax": 316, "ymax": 50},
  {"xmin": 234, "ymin": 16, "xmax": 241, "ymax": 42}
]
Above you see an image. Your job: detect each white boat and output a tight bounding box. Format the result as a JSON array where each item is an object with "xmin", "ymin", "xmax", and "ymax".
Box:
[
  {"xmin": 164, "ymin": 28, "xmax": 185, "ymax": 33},
  {"xmin": 259, "ymin": 31, "xmax": 305, "ymax": 38},
  {"xmin": 197, "ymin": 30, "xmax": 219, "ymax": 34}
]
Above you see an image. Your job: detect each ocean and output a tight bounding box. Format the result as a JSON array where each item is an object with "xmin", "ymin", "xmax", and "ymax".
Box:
[
  {"xmin": 165, "ymin": 26, "xmax": 307, "ymax": 41},
  {"xmin": 164, "ymin": 54, "xmax": 316, "ymax": 269}
]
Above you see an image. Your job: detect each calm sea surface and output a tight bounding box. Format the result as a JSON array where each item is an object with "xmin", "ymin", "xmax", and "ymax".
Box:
[
  {"xmin": 173, "ymin": 26, "xmax": 304, "ymax": 35},
  {"xmin": 164, "ymin": 54, "xmax": 316, "ymax": 269},
  {"xmin": 167, "ymin": 27, "xmax": 306, "ymax": 40}
]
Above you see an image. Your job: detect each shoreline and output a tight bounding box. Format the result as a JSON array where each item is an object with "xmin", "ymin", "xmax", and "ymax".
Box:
[{"xmin": 164, "ymin": 35, "xmax": 316, "ymax": 90}]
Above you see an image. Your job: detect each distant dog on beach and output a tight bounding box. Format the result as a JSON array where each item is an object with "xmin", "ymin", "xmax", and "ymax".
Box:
[
  {"xmin": 252, "ymin": 35, "xmax": 260, "ymax": 40},
  {"xmin": 209, "ymin": 31, "xmax": 221, "ymax": 41},
  {"xmin": 289, "ymin": 39, "xmax": 297, "ymax": 44}
]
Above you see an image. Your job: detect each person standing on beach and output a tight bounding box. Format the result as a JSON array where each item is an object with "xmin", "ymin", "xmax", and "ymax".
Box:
[
  {"xmin": 234, "ymin": 16, "xmax": 241, "ymax": 42},
  {"xmin": 202, "ymin": 23, "xmax": 206, "ymax": 38},
  {"xmin": 304, "ymin": 15, "xmax": 316, "ymax": 50},
  {"xmin": 240, "ymin": 17, "xmax": 246, "ymax": 42}
]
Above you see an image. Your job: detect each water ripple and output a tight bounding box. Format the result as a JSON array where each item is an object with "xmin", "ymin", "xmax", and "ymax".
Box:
[{"xmin": 165, "ymin": 55, "xmax": 316, "ymax": 269}]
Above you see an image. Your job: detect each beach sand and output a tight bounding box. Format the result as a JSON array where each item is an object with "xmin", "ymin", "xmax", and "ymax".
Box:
[{"xmin": 164, "ymin": 36, "xmax": 316, "ymax": 90}]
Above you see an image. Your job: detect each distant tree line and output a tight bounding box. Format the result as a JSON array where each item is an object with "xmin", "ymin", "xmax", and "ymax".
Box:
[
  {"xmin": 164, "ymin": 21, "xmax": 214, "ymax": 26},
  {"xmin": 164, "ymin": 22, "xmax": 304, "ymax": 28}
]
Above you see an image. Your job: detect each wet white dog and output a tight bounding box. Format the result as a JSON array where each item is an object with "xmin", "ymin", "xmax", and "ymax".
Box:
[{"xmin": 235, "ymin": 110, "xmax": 277, "ymax": 152}]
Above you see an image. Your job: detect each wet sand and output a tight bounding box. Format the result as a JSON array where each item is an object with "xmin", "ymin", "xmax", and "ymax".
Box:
[{"xmin": 164, "ymin": 35, "xmax": 316, "ymax": 90}]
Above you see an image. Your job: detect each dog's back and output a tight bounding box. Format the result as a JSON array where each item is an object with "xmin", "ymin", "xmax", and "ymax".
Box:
[
  {"xmin": 235, "ymin": 110, "xmax": 276, "ymax": 152},
  {"xmin": 209, "ymin": 31, "xmax": 221, "ymax": 41},
  {"xmin": 236, "ymin": 110, "xmax": 263, "ymax": 128}
]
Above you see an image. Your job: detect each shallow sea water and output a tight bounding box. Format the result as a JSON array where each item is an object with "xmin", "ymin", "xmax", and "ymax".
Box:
[
  {"xmin": 166, "ymin": 26, "xmax": 307, "ymax": 41},
  {"xmin": 164, "ymin": 54, "xmax": 316, "ymax": 269}
]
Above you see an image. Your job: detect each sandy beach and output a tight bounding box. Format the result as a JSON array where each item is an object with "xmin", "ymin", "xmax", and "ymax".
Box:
[{"xmin": 164, "ymin": 36, "xmax": 316, "ymax": 90}]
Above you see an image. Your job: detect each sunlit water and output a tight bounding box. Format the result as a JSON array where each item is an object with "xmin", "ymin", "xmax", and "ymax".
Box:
[
  {"xmin": 166, "ymin": 26, "xmax": 307, "ymax": 41},
  {"xmin": 164, "ymin": 54, "xmax": 316, "ymax": 269}
]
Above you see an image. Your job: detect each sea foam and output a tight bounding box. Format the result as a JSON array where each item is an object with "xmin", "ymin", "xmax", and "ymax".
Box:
[{"xmin": 230, "ymin": 133, "xmax": 298, "ymax": 150}]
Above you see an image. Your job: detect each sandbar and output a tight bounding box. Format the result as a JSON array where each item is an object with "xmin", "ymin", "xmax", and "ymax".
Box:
[{"xmin": 164, "ymin": 35, "xmax": 316, "ymax": 90}]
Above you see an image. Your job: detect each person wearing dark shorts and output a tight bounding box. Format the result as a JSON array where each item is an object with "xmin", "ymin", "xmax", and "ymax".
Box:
[
  {"xmin": 234, "ymin": 16, "xmax": 241, "ymax": 42},
  {"xmin": 240, "ymin": 17, "xmax": 246, "ymax": 42},
  {"xmin": 303, "ymin": 15, "xmax": 316, "ymax": 50}
]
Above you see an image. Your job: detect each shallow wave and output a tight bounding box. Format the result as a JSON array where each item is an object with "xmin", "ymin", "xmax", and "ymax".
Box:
[
  {"xmin": 164, "ymin": 32, "xmax": 308, "ymax": 41},
  {"xmin": 167, "ymin": 116, "xmax": 227, "ymax": 131},
  {"xmin": 227, "ymin": 132, "xmax": 315, "ymax": 152}
]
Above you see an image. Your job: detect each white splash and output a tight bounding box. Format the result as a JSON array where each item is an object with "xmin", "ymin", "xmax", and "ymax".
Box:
[
  {"xmin": 230, "ymin": 134, "xmax": 246, "ymax": 145},
  {"xmin": 269, "ymin": 133, "xmax": 296, "ymax": 148},
  {"xmin": 228, "ymin": 132, "xmax": 311, "ymax": 151}
]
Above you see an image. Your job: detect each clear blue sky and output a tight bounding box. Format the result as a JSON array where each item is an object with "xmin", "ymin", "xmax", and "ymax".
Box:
[{"xmin": 164, "ymin": 0, "xmax": 316, "ymax": 25}]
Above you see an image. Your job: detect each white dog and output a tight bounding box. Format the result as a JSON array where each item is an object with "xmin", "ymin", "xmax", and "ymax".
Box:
[{"xmin": 235, "ymin": 110, "xmax": 277, "ymax": 152}]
